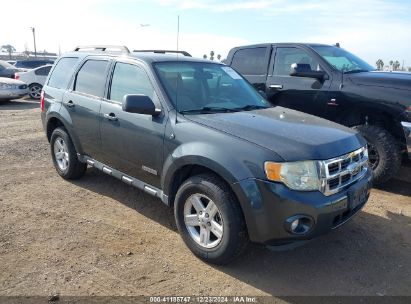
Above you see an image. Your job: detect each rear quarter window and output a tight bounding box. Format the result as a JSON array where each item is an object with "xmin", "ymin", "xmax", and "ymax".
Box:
[{"xmin": 47, "ymin": 57, "xmax": 80, "ymax": 89}]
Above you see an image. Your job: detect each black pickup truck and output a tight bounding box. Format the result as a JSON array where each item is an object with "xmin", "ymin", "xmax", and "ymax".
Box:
[{"xmin": 226, "ymin": 43, "xmax": 411, "ymax": 185}]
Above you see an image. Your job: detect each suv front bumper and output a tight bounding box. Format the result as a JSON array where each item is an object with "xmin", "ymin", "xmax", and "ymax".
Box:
[
  {"xmin": 401, "ymin": 121, "xmax": 411, "ymax": 159},
  {"xmin": 232, "ymin": 169, "xmax": 372, "ymax": 244}
]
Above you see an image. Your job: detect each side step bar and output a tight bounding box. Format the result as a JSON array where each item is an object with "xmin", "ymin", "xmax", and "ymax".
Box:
[{"xmin": 78, "ymin": 155, "xmax": 169, "ymax": 206}]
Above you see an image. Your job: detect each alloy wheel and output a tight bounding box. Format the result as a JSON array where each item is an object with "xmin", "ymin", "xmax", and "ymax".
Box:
[
  {"xmin": 183, "ymin": 193, "xmax": 224, "ymax": 249},
  {"xmin": 54, "ymin": 137, "xmax": 69, "ymax": 171}
]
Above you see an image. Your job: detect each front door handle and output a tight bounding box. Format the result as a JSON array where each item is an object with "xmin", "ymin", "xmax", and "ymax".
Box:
[
  {"xmin": 269, "ymin": 84, "xmax": 283, "ymax": 90},
  {"xmin": 65, "ymin": 100, "xmax": 75, "ymax": 108},
  {"xmin": 104, "ymin": 113, "xmax": 118, "ymax": 121}
]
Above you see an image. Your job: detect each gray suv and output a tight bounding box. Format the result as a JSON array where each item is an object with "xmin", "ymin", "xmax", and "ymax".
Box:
[{"xmin": 41, "ymin": 45, "xmax": 372, "ymax": 264}]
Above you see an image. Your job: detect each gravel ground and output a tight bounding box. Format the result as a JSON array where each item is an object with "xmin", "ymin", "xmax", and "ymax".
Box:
[{"xmin": 0, "ymin": 99, "xmax": 410, "ymax": 298}]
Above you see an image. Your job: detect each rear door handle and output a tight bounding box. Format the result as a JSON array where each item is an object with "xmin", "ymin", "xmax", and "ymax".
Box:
[
  {"xmin": 269, "ymin": 84, "xmax": 283, "ymax": 90},
  {"xmin": 104, "ymin": 113, "xmax": 118, "ymax": 121},
  {"xmin": 65, "ymin": 100, "xmax": 75, "ymax": 108}
]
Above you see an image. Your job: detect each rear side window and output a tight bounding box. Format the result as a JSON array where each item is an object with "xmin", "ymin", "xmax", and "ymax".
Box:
[
  {"xmin": 48, "ymin": 57, "xmax": 79, "ymax": 89},
  {"xmin": 35, "ymin": 66, "xmax": 52, "ymax": 76},
  {"xmin": 231, "ymin": 47, "xmax": 267, "ymax": 75},
  {"xmin": 109, "ymin": 62, "xmax": 157, "ymax": 103},
  {"xmin": 74, "ymin": 60, "xmax": 109, "ymax": 97}
]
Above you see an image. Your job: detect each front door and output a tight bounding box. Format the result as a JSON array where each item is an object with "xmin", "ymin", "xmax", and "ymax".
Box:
[
  {"xmin": 99, "ymin": 61, "xmax": 166, "ymax": 188},
  {"xmin": 266, "ymin": 46, "xmax": 332, "ymax": 118}
]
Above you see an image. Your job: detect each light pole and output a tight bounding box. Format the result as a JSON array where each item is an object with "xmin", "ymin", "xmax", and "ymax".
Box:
[{"xmin": 30, "ymin": 27, "xmax": 37, "ymax": 58}]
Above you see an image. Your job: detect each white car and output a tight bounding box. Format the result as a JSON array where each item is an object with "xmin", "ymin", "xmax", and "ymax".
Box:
[
  {"xmin": 15, "ymin": 65, "xmax": 52, "ymax": 99},
  {"xmin": 0, "ymin": 77, "xmax": 28, "ymax": 101}
]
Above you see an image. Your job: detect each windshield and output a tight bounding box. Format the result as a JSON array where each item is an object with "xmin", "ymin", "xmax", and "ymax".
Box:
[
  {"xmin": 153, "ymin": 62, "xmax": 270, "ymax": 114},
  {"xmin": 312, "ymin": 46, "xmax": 375, "ymax": 73}
]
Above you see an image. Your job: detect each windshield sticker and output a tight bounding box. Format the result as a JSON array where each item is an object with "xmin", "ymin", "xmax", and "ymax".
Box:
[{"xmin": 221, "ymin": 67, "xmax": 242, "ymax": 79}]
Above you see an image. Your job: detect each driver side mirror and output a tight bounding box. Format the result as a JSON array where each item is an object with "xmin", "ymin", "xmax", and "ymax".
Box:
[
  {"xmin": 290, "ymin": 63, "xmax": 328, "ymax": 80},
  {"xmin": 122, "ymin": 94, "xmax": 161, "ymax": 116}
]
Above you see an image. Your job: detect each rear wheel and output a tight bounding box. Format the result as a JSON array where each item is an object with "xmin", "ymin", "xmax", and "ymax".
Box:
[
  {"xmin": 50, "ymin": 127, "xmax": 86, "ymax": 179},
  {"xmin": 29, "ymin": 83, "xmax": 42, "ymax": 99},
  {"xmin": 353, "ymin": 124, "xmax": 401, "ymax": 185},
  {"xmin": 174, "ymin": 174, "xmax": 249, "ymax": 265}
]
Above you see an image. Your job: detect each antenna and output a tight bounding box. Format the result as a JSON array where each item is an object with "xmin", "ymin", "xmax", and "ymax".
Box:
[{"xmin": 175, "ymin": 15, "xmax": 180, "ymax": 124}]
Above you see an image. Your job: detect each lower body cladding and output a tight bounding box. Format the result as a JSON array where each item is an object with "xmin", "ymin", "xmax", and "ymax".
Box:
[
  {"xmin": 78, "ymin": 155, "xmax": 169, "ymax": 204},
  {"xmin": 402, "ymin": 121, "xmax": 411, "ymax": 159},
  {"xmin": 232, "ymin": 169, "xmax": 373, "ymax": 245}
]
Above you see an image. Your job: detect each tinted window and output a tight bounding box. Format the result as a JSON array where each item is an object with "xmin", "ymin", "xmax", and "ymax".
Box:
[
  {"xmin": 35, "ymin": 66, "xmax": 52, "ymax": 76},
  {"xmin": 75, "ymin": 60, "xmax": 109, "ymax": 97},
  {"xmin": 110, "ymin": 62, "xmax": 157, "ymax": 103},
  {"xmin": 231, "ymin": 47, "xmax": 267, "ymax": 75},
  {"xmin": 273, "ymin": 47, "xmax": 321, "ymax": 76},
  {"xmin": 48, "ymin": 57, "xmax": 80, "ymax": 89}
]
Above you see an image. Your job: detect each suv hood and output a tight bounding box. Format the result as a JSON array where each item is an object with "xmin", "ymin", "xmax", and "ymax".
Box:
[
  {"xmin": 186, "ymin": 107, "xmax": 365, "ymax": 161},
  {"xmin": 348, "ymin": 71, "xmax": 411, "ymax": 91}
]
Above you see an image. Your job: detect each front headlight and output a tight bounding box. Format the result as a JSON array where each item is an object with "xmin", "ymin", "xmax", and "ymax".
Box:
[{"xmin": 264, "ymin": 161, "xmax": 320, "ymax": 191}]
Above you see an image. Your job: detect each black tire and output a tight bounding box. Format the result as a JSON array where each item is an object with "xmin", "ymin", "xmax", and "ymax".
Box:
[
  {"xmin": 50, "ymin": 127, "xmax": 86, "ymax": 179},
  {"xmin": 353, "ymin": 124, "xmax": 401, "ymax": 185},
  {"xmin": 174, "ymin": 174, "xmax": 249, "ymax": 265}
]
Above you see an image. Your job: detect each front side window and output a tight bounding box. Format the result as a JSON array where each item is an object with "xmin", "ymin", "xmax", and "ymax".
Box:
[
  {"xmin": 312, "ymin": 46, "xmax": 374, "ymax": 73},
  {"xmin": 273, "ymin": 47, "xmax": 321, "ymax": 76},
  {"xmin": 110, "ymin": 62, "xmax": 157, "ymax": 103},
  {"xmin": 48, "ymin": 57, "xmax": 79, "ymax": 89},
  {"xmin": 154, "ymin": 62, "xmax": 269, "ymax": 113},
  {"xmin": 231, "ymin": 47, "xmax": 267, "ymax": 75},
  {"xmin": 74, "ymin": 60, "xmax": 109, "ymax": 97}
]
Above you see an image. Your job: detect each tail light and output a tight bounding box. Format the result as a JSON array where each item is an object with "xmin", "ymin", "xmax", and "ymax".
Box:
[
  {"xmin": 40, "ymin": 90, "xmax": 45, "ymax": 111},
  {"xmin": 14, "ymin": 73, "xmax": 19, "ymax": 80}
]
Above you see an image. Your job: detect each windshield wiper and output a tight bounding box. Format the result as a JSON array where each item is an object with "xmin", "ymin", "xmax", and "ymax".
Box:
[
  {"xmin": 180, "ymin": 106, "xmax": 238, "ymax": 114},
  {"xmin": 231, "ymin": 105, "xmax": 269, "ymax": 111},
  {"xmin": 343, "ymin": 69, "xmax": 370, "ymax": 74}
]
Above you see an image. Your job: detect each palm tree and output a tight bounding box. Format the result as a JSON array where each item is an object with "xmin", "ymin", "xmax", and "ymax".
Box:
[
  {"xmin": 393, "ymin": 60, "xmax": 401, "ymax": 71},
  {"xmin": 1, "ymin": 44, "xmax": 16, "ymax": 59},
  {"xmin": 210, "ymin": 51, "xmax": 215, "ymax": 61},
  {"xmin": 217, "ymin": 54, "xmax": 222, "ymax": 61},
  {"xmin": 203, "ymin": 54, "xmax": 208, "ymax": 59},
  {"xmin": 389, "ymin": 60, "xmax": 393, "ymax": 70},
  {"xmin": 376, "ymin": 59, "xmax": 384, "ymax": 70}
]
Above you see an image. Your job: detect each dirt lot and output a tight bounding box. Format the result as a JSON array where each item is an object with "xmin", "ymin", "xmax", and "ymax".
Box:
[{"xmin": 0, "ymin": 99, "xmax": 410, "ymax": 298}]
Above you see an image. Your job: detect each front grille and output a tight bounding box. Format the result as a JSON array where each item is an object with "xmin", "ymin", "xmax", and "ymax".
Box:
[{"xmin": 319, "ymin": 146, "xmax": 369, "ymax": 196}]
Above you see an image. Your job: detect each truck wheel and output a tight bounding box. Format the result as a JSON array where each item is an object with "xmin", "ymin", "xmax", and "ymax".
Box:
[
  {"xmin": 174, "ymin": 174, "xmax": 249, "ymax": 265},
  {"xmin": 50, "ymin": 127, "xmax": 87, "ymax": 180},
  {"xmin": 353, "ymin": 125, "xmax": 401, "ymax": 185}
]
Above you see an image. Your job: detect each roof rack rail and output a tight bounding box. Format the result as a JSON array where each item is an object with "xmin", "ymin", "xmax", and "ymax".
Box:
[
  {"xmin": 133, "ymin": 50, "xmax": 192, "ymax": 57},
  {"xmin": 73, "ymin": 45, "xmax": 130, "ymax": 53}
]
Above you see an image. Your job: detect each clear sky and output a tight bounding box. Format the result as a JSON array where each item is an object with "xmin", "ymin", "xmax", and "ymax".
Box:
[{"xmin": 1, "ymin": 0, "xmax": 410, "ymax": 67}]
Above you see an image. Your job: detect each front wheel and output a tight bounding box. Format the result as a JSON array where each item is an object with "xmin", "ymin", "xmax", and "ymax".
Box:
[
  {"xmin": 174, "ymin": 174, "xmax": 249, "ymax": 265},
  {"xmin": 353, "ymin": 124, "xmax": 401, "ymax": 185}
]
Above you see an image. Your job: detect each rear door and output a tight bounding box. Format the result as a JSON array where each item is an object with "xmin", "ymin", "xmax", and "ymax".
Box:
[
  {"xmin": 99, "ymin": 60, "xmax": 166, "ymax": 188},
  {"xmin": 266, "ymin": 45, "xmax": 332, "ymax": 117},
  {"xmin": 229, "ymin": 46, "xmax": 271, "ymax": 92},
  {"xmin": 62, "ymin": 58, "xmax": 110, "ymax": 158}
]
